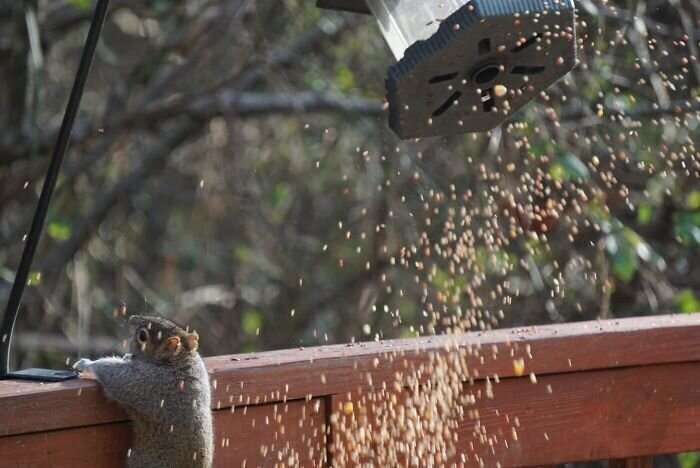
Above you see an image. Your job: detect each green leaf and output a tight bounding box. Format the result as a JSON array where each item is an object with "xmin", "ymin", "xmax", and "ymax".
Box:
[
  {"xmin": 529, "ymin": 140, "xmax": 555, "ymax": 158},
  {"xmin": 679, "ymin": 451, "xmax": 699, "ymax": 468},
  {"xmin": 270, "ymin": 182, "xmax": 289, "ymax": 206},
  {"xmin": 242, "ymin": 310, "xmax": 262, "ymax": 335},
  {"xmin": 68, "ymin": 0, "xmax": 92, "ymax": 10},
  {"xmin": 610, "ymin": 224, "xmax": 665, "ymax": 271},
  {"xmin": 334, "ymin": 65, "xmax": 356, "ymax": 91},
  {"xmin": 636, "ymin": 202, "xmax": 652, "ymax": 225},
  {"xmin": 687, "ymin": 191, "xmax": 700, "ymax": 210},
  {"xmin": 233, "ymin": 245, "xmax": 251, "ymax": 262},
  {"xmin": 605, "ymin": 234, "xmax": 637, "ymax": 282},
  {"xmin": 559, "ymin": 153, "xmax": 590, "ymax": 181},
  {"xmin": 677, "ymin": 289, "xmax": 700, "ymax": 314},
  {"xmin": 674, "ymin": 212, "xmax": 700, "ymax": 246},
  {"xmin": 612, "ymin": 244, "xmax": 637, "ymax": 282},
  {"xmin": 27, "ymin": 271, "xmax": 42, "ymax": 286},
  {"xmin": 47, "ymin": 221, "xmax": 72, "ymax": 241},
  {"xmin": 548, "ymin": 163, "xmax": 566, "ymax": 181}
]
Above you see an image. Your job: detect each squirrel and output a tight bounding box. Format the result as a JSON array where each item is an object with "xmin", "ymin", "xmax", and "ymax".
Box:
[{"xmin": 73, "ymin": 315, "xmax": 213, "ymax": 468}]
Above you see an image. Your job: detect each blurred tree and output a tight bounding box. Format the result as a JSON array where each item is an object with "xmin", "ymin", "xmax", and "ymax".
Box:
[{"xmin": 0, "ymin": 0, "xmax": 697, "ymax": 373}]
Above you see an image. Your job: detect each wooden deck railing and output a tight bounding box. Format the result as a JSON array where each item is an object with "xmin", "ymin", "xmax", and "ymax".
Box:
[{"xmin": 1, "ymin": 313, "xmax": 699, "ymax": 466}]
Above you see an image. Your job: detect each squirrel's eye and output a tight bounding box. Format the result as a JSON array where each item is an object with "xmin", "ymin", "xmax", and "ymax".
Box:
[{"xmin": 137, "ymin": 329, "xmax": 148, "ymax": 343}]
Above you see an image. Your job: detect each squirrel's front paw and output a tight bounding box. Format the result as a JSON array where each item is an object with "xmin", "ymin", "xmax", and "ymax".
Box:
[{"xmin": 73, "ymin": 358, "xmax": 94, "ymax": 372}]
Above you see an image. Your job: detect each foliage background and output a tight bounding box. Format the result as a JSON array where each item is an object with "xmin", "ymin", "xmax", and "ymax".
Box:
[{"xmin": 0, "ymin": 0, "xmax": 698, "ymax": 378}]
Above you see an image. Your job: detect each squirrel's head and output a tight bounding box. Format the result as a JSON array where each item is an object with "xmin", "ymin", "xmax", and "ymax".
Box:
[{"xmin": 128, "ymin": 315, "xmax": 199, "ymax": 362}]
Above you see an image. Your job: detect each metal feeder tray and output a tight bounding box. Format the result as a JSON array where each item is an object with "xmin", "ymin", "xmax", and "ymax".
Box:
[{"xmin": 319, "ymin": 0, "xmax": 577, "ymax": 139}]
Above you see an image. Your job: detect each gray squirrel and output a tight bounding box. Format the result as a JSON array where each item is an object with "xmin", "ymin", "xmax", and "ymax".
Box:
[{"xmin": 73, "ymin": 315, "xmax": 213, "ymax": 468}]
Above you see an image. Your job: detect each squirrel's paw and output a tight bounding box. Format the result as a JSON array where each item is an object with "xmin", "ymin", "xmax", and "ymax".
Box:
[{"xmin": 73, "ymin": 358, "xmax": 94, "ymax": 372}]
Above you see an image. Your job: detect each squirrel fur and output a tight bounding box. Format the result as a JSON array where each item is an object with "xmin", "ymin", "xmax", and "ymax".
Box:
[{"xmin": 74, "ymin": 315, "xmax": 213, "ymax": 468}]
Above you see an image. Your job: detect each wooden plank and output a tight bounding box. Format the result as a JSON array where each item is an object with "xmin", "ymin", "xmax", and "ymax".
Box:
[
  {"xmin": 329, "ymin": 362, "xmax": 700, "ymax": 466},
  {"xmin": 215, "ymin": 398, "xmax": 327, "ymax": 467},
  {"xmin": 609, "ymin": 458, "xmax": 654, "ymax": 468},
  {"xmin": 0, "ymin": 378, "xmax": 126, "ymax": 437},
  {"xmin": 0, "ymin": 423, "xmax": 128, "ymax": 468},
  {"xmin": 2, "ymin": 314, "xmax": 700, "ymax": 436},
  {"xmin": 0, "ymin": 399, "xmax": 326, "ymax": 468},
  {"xmin": 474, "ymin": 362, "xmax": 700, "ymax": 465},
  {"xmin": 207, "ymin": 314, "xmax": 700, "ymax": 409}
]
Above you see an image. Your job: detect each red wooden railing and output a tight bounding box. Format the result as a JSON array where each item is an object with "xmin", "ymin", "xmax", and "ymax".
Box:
[{"xmin": 1, "ymin": 314, "xmax": 699, "ymax": 466}]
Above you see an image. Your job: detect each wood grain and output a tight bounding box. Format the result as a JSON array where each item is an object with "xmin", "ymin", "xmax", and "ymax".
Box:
[
  {"xmin": 0, "ymin": 399, "xmax": 325, "ymax": 468},
  {"xmin": 0, "ymin": 377, "xmax": 126, "ymax": 436},
  {"xmin": 474, "ymin": 362, "xmax": 700, "ymax": 465},
  {"xmin": 0, "ymin": 422, "xmax": 129, "ymax": 468},
  {"xmin": 4, "ymin": 314, "xmax": 698, "ymax": 436},
  {"xmin": 2, "ymin": 314, "xmax": 700, "ymax": 467},
  {"xmin": 328, "ymin": 362, "xmax": 700, "ymax": 466}
]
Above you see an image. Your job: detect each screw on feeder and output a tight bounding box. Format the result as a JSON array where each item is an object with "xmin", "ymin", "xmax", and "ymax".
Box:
[{"xmin": 317, "ymin": 0, "xmax": 577, "ymax": 139}]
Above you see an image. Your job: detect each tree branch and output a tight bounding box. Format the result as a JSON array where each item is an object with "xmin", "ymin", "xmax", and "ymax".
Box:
[
  {"xmin": 189, "ymin": 90, "xmax": 385, "ymax": 118},
  {"xmin": 39, "ymin": 119, "xmax": 201, "ymax": 274},
  {"xmin": 0, "ymin": 15, "xmax": 356, "ymax": 164}
]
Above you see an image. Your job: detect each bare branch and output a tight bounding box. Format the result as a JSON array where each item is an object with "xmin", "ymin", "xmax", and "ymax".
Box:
[
  {"xmin": 190, "ymin": 90, "xmax": 384, "ymax": 118},
  {"xmin": 39, "ymin": 119, "xmax": 201, "ymax": 274},
  {"xmin": 0, "ymin": 15, "xmax": 357, "ymax": 164},
  {"xmin": 559, "ymin": 99, "xmax": 700, "ymax": 123},
  {"xmin": 15, "ymin": 331, "xmax": 118, "ymax": 355}
]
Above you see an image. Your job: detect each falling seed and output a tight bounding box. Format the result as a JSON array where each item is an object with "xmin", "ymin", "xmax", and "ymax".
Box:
[
  {"xmin": 529, "ymin": 372, "xmax": 538, "ymax": 383},
  {"xmin": 343, "ymin": 401, "xmax": 354, "ymax": 415},
  {"xmin": 493, "ymin": 85, "xmax": 508, "ymax": 97},
  {"xmin": 513, "ymin": 358, "xmax": 525, "ymax": 376}
]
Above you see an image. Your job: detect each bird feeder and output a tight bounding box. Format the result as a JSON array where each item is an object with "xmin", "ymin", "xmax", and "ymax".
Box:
[{"xmin": 318, "ymin": 0, "xmax": 577, "ymax": 138}]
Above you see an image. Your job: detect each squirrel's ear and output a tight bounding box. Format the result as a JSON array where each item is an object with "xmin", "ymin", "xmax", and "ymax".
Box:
[
  {"xmin": 184, "ymin": 332, "xmax": 199, "ymax": 352},
  {"xmin": 164, "ymin": 336, "xmax": 181, "ymax": 354}
]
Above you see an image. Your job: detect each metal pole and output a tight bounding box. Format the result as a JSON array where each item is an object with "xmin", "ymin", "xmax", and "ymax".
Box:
[{"xmin": 0, "ymin": 0, "xmax": 110, "ymax": 376}]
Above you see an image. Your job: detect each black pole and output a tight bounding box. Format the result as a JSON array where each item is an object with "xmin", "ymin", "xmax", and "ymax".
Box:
[{"xmin": 0, "ymin": 0, "xmax": 110, "ymax": 376}]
